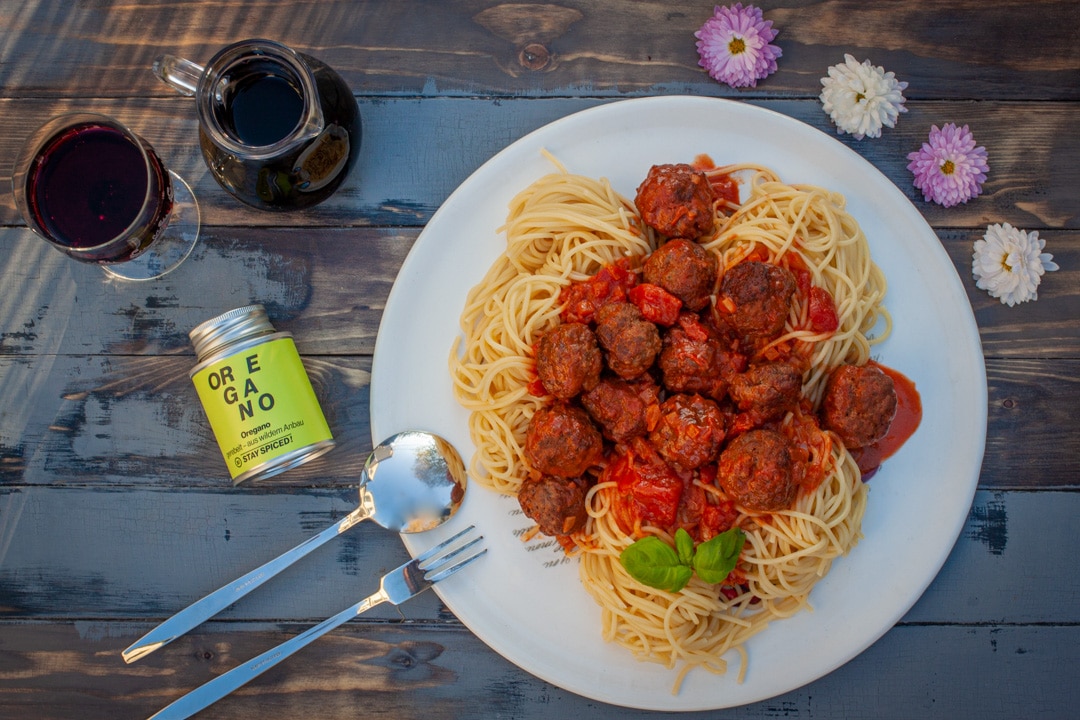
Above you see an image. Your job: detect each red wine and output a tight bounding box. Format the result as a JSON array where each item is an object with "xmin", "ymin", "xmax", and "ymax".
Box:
[
  {"xmin": 26, "ymin": 122, "xmax": 172, "ymax": 261},
  {"xmin": 200, "ymin": 53, "xmax": 361, "ymax": 211},
  {"xmin": 226, "ymin": 72, "xmax": 304, "ymax": 146}
]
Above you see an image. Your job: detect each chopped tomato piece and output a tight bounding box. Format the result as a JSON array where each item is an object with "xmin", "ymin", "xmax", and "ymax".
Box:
[
  {"xmin": 604, "ymin": 441, "xmax": 683, "ymax": 528},
  {"xmin": 675, "ymin": 311, "xmax": 712, "ymax": 342},
  {"xmin": 527, "ymin": 377, "xmax": 548, "ymax": 397},
  {"xmin": 808, "ymin": 286, "xmax": 839, "ymax": 333},
  {"xmin": 559, "ymin": 259, "xmax": 637, "ymax": 323},
  {"xmin": 629, "ymin": 283, "xmax": 682, "ymax": 326},
  {"xmin": 700, "ymin": 500, "xmax": 738, "ymax": 540},
  {"xmin": 783, "ymin": 254, "xmax": 838, "ymax": 334}
]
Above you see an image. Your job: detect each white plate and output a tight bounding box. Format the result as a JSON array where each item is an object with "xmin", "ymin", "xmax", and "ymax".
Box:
[{"xmin": 370, "ymin": 96, "xmax": 986, "ymax": 711}]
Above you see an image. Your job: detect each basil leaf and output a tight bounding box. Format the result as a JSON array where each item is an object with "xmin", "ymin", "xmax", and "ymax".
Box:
[
  {"xmin": 692, "ymin": 527, "xmax": 746, "ymax": 585},
  {"xmin": 620, "ymin": 536, "xmax": 693, "ymax": 593},
  {"xmin": 675, "ymin": 528, "xmax": 695, "ymax": 566}
]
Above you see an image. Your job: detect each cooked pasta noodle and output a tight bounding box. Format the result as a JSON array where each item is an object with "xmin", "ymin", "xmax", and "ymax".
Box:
[{"xmin": 449, "ymin": 157, "xmax": 886, "ymax": 690}]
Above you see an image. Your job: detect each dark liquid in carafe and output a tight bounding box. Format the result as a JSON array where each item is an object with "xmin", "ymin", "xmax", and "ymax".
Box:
[
  {"xmin": 226, "ymin": 74, "xmax": 304, "ymax": 146},
  {"xmin": 202, "ymin": 55, "xmax": 361, "ymax": 211}
]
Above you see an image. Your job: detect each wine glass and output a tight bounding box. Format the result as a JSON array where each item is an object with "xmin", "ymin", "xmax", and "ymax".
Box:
[{"xmin": 12, "ymin": 112, "xmax": 200, "ymax": 281}]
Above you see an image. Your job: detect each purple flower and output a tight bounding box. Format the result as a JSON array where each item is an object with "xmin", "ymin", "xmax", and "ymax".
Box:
[
  {"xmin": 906, "ymin": 123, "xmax": 989, "ymax": 207},
  {"xmin": 695, "ymin": 4, "xmax": 782, "ymax": 88}
]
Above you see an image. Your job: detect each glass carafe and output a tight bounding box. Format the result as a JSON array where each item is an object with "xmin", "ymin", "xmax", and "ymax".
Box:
[{"xmin": 154, "ymin": 39, "xmax": 361, "ymax": 211}]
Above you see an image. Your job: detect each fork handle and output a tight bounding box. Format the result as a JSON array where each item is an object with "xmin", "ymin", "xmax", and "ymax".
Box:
[
  {"xmin": 123, "ymin": 505, "xmax": 371, "ymax": 664},
  {"xmin": 148, "ymin": 589, "xmax": 389, "ymax": 720}
]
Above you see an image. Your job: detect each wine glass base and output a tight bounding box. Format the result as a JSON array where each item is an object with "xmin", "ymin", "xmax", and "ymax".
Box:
[{"xmin": 103, "ymin": 171, "xmax": 201, "ymax": 281}]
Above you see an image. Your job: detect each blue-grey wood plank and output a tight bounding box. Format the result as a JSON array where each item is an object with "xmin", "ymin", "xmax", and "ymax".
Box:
[
  {"xmin": 1, "ymin": 97, "xmax": 1077, "ymax": 230},
  {"xmin": 1, "ymin": 488, "xmax": 1076, "ymax": 625}
]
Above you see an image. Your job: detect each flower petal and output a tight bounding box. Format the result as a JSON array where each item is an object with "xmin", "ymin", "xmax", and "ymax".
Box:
[{"xmin": 696, "ymin": 4, "xmax": 782, "ymax": 89}]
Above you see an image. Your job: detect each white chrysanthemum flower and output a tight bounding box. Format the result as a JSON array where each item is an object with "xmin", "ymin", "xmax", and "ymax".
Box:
[
  {"xmin": 972, "ymin": 223, "xmax": 1059, "ymax": 306},
  {"xmin": 820, "ymin": 54, "xmax": 908, "ymax": 140}
]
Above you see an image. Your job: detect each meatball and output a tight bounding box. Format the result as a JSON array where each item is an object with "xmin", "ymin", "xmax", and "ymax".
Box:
[
  {"xmin": 659, "ymin": 313, "xmax": 747, "ymax": 400},
  {"xmin": 594, "ymin": 302, "xmax": 661, "ymax": 379},
  {"xmin": 518, "ymin": 474, "xmax": 589, "ymax": 536},
  {"xmin": 719, "ymin": 261, "xmax": 797, "ymax": 340},
  {"xmin": 580, "ymin": 376, "xmax": 662, "ymax": 442},
  {"xmin": 643, "ymin": 238, "xmax": 718, "ymax": 311},
  {"xmin": 649, "ymin": 394, "xmax": 727, "ymax": 471},
  {"xmin": 717, "ymin": 429, "xmax": 797, "ymax": 511},
  {"xmin": 535, "ymin": 323, "xmax": 602, "ymax": 399},
  {"xmin": 524, "ymin": 404, "xmax": 603, "ymax": 477},
  {"xmin": 728, "ymin": 362, "xmax": 802, "ymax": 422},
  {"xmin": 634, "ymin": 163, "xmax": 716, "ymax": 239},
  {"xmin": 821, "ymin": 364, "xmax": 898, "ymax": 448}
]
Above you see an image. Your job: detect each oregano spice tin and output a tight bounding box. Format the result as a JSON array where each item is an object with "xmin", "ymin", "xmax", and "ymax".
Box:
[{"xmin": 189, "ymin": 304, "xmax": 334, "ymax": 484}]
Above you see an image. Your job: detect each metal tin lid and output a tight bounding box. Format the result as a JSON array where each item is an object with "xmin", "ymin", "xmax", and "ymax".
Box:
[{"xmin": 189, "ymin": 304, "xmax": 275, "ymax": 360}]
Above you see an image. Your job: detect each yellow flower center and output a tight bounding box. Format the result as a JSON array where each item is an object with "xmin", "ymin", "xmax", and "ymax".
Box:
[
  {"xmin": 728, "ymin": 37, "xmax": 746, "ymax": 55},
  {"xmin": 1001, "ymin": 253, "xmax": 1012, "ymax": 272},
  {"xmin": 941, "ymin": 159, "xmax": 956, "ymax": 175}
]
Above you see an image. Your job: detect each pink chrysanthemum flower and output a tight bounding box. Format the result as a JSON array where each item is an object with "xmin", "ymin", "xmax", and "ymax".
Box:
[
  {"xmin": 695, "ymin": 4, "xmax": 782, "ymax": 88},
  {"xmin": 906, "ymin": 123, "xmax": 990, "ymax": 207}
]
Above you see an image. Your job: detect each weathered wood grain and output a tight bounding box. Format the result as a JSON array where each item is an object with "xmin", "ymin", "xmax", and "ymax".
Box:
[
  {"xmin": 0, "ymin": 226, "xmax": 412, "ymax": 357},
  {"xmin": 1, "ymin": 98, "xmax": 1077, "ymax": 230},
  {"xmin": 0, "ymin": 488, "xmax": 1075, "ymax": 625},
  {"xmin": 0, "ymin": 622, "xmax": 1075, "ymax": 720},
  {"xmin": 0, "ymin": 1, "xmax": 1076, "ymax": 101},
  {"xmin": 0, "ymin": 353, "xmax": 372, "ymax": 487},
  {"xmin": 1, "ymin": 353, "xmax": 1077, "ymax": 490},
  {"xmin": 939, "ymin": 230, "xmax": 1080, "ymax": 357},
  {"xmin": 0, "ymin": 226, "xmax": 1076, "ymax": 359},
  {"xmin": 984, "ymin": 359, "xmax": 1080, "ymax": 486}
]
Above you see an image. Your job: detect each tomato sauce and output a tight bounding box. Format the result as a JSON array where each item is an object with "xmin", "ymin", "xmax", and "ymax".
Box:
[
  {"xmin": 559, "ymin": 258, "xmax": 636, "ymax": 324},
  {"xmin": 692, "ymin": 153, "xmax": 740, "ymax": 206},
  {"xmin": 851, "ymin": 362, "xmax": 922, "ymax": 478},
  {"xmin": 785, "ymin": 252, "xmax": 840, "ymax": 334}
]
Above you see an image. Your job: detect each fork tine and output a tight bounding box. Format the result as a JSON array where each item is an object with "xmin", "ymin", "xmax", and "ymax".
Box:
[
  {"xmin": 419, "ymin": 533, "xmax": 484, "ymax": 572},
  {"xmin": 413, "ymin": 524, "xmax": 477, "ymax": 564},
  {"xmin": 424, "ymin": 543, "xmax": 487, "ymax": 583}
]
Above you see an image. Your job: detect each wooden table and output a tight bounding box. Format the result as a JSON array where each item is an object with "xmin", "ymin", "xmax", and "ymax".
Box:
[{"xmin": 1, "ymin": 2, "xmax": 1077, "ymax": 718}]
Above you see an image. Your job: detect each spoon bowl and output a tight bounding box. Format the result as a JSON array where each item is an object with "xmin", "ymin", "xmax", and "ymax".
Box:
[
  {"xmin": 362, "ymin": 430, "xmax": 466, "ymax": 533},
  {"xmin": 122, "ymin": 430, "xmax": 467, "ymax": 664}
]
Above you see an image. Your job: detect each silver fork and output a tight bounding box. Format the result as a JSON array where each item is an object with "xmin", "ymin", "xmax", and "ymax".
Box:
[{"xmin": 146, "ymin": 525, "xmax": 486, "ymax": 720}]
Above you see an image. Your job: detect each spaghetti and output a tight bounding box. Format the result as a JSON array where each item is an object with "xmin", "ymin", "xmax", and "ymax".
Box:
[{"xmin": 449, "ymin": 157, "xmax": 888, "ymax": 690}]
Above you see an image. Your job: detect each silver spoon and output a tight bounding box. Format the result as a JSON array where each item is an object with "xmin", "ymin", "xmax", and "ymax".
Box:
[{"xmin": 121, "ymin": 430, "xmax": 467, "ymax": 664}]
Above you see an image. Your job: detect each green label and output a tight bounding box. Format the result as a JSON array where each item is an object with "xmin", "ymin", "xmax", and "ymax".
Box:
[{"xmin": 192, "ymin": 337, "xmax": 332, "ymax": 479}]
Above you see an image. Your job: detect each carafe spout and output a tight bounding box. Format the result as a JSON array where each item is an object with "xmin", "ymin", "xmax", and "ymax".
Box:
[
  {"xmin": 152, "ymin": 54, "xmax": 204, "ymax": 97},
  {"xmin": 294, "ymin": 108, "xmax": 326, "ymax": 145}
]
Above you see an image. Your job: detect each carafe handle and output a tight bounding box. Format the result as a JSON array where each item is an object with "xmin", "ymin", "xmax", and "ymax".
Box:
[{"xmin": 152, "ymin": 54, "xmax": 204, "ymax": 97}]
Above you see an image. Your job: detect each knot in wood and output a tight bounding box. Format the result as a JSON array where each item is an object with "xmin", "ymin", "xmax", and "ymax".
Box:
[
  {"xmin": 387, "ymin": 647, "xmax": 417, "ymax": 668},
  {"xmin": 519, "ymin": 43, "xmax": 551, "ymax": 70}
]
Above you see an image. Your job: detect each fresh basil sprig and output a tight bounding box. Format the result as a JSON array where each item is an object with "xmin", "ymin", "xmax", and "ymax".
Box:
[{"xmin": 620, "ymin": 527, "xmax": 746, "ymax": 593}]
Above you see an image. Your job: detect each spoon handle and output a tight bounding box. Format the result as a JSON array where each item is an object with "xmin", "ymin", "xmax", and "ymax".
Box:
[{"xmin": 122, "ymin": 504, "xmax": 371, "ymax": 663}]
